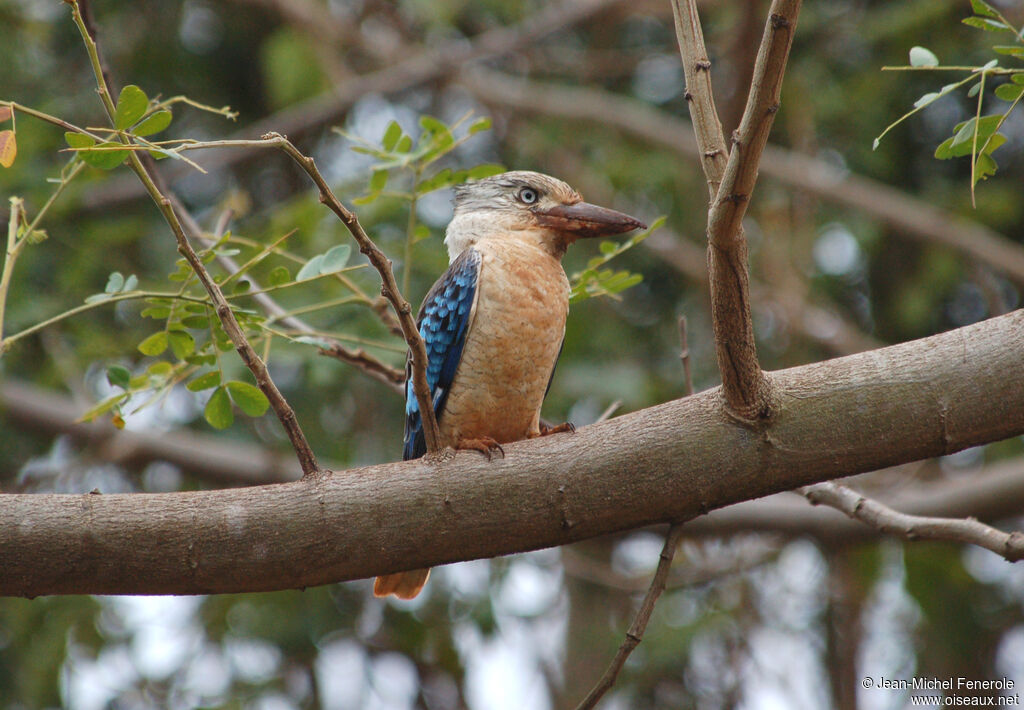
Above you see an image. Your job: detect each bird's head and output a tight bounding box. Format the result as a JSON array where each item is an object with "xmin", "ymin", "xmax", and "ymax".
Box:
[{"xmin": 444, "ymin": 171, "xmax": 646, "ymax": 261}]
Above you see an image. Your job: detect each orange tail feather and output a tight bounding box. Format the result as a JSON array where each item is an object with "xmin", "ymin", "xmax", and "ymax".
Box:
[{"xmin": 373, "ymin": 569, "xmax": 430, "ymax": 599}]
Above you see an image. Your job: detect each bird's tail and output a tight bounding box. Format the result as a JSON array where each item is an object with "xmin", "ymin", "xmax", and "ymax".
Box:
[{"xmin": 373, "ymin": 568, "xmax": 431, "ymax": 600}]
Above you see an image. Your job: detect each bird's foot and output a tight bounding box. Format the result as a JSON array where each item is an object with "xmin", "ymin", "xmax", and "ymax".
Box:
[
  {"xmin": 535, "ymin": 421, "xmax": 576, "ymax": 437},
  {"xmin": 457, "ymin": 437, "xmax": 505, "ymax": 460}
]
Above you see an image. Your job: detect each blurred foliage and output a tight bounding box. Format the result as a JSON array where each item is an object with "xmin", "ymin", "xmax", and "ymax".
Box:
[{"xmin": 1, "ymin": 0, "xmax": 1024, "ymax": 709}]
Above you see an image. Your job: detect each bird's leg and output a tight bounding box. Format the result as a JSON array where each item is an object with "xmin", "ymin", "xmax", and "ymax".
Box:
[
  {"xmin": 456, "ymin": 437, "xmax": 505, "ymax": 460},
  {"xmin": 534, "ymin": 421, "xmax": 576, "ymax": 437}
]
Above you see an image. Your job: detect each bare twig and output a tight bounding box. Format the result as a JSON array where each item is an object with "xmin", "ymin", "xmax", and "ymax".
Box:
[
  {"xmin": 800, "ymin": 481, "xmax": 1024, "ymax": 562},
  {"xmin": 670, "ymin": 0, "xmax": 729, "ymax": 197},
  {"xmin": 678, "ymin": 315, "xmax": 694, "ymax": 396},
  {"xmin": 707, "ymin": 2, "xmax": 801, "ymax": 252},
  {"xmin": 318, "ymin": 342, "xmax": 404, "ymax": 391},
  {"xmin": 70, "ymin": 0, "xmax": 320, "ymax": 476},
  {"xmin": 574, "ymin": 524, "xmax": 687, "ymax": 710}
]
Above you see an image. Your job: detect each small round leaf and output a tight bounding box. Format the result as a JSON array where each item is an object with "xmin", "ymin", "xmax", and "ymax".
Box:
[
  {"xmin": 137, "ymin": 331, "xmax": 169, "ymax": 356},
  {"xmin": 115, "ymin": 85, "xmax": 149, "ymax": 130},
  {"xmin": 204, "ymin": 386, "xmax": 234, "ymax": 429},
  {"xmin": 226, "ymin": 381, "xmax": 270, "ymax": 417}
]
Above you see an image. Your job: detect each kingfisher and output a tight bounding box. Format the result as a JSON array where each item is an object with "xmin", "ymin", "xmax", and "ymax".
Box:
[{"xmin": 373, "ymin": 171, "xmax": 646, "ymax": 600}]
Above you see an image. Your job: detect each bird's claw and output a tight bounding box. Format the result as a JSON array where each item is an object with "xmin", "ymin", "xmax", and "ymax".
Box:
[
  {"xmin": 537, "ymin": 421, "xmax": 576, "ymax": 437},
  {"xmin": 457, "ymin": 437, "xmax": 505, "ymax": 460}
]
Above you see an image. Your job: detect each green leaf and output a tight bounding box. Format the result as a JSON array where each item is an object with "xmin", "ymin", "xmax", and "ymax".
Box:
[
  {"xmin": 133, "ymin": 110, "xmax": 172, "ymax": 137},
  {"xmin": 147, "ymin": 361, "xmax": 173, "ymax": 377},
  {"xmin": 168, "ymin": 330, "xmax": 195, "ymax": 359},
  {"xmin": 467, "ymin": 163, "xmax": 505, "ymax": 179},
  {"xmin": 909, "ymin": 46, "xmax": 939, "ymax": 67},
  {"xmin": 269, "ymin": 266, "xmax": 291, "ymax": 286},
  {"xmin": 970, "ymin": 0, "xmax": 1001, "ymax": 18},
  {"xmin": 967, "ymin": 82, "xmax": 982, "ymax": 97},
  {"xmin": 186, "ymin": 370, "xmax": 221, "ymax": 392},
  {"xmin": 395, "ymin": 135, "xmax": 413, "ymax": 153},
  {"xmin": 1013, "ymin": 73, "xmax": 1024, "ymax": 85},
  {"xmin": 321, "ymin": 244, "xmax": 351, "ymax": 273},
  {"xmin": 962, "ymin": 16, "xmax": 1009, "ymax": 31},
  {"xmin": 913, "ymin": 92, "xmax": 940, "ymax": 108},
  {"xmin": 104, "ymin": 272, "xmax": 125, "ymax": 293},
  {"xmin": 413, "ymin": 224, "xmax": 431, "ymax": 243},
  {"xmin": 81, "ymin": 142, "xmax": 130, "ymax": 170},
  {"xmin": 232, "ymin": 279, "xmax": 251, "ymax": 294},
  {"xmin": 995, "ymin": 83, "xmax": 1024, "ymax": 101},
  {"xmin": 115, "ymin": 85, "xmax": 149, "ymax": 130},
  {"xmin": 419, "ymin": 115, "xmax": 448, "ymax": 136},
  {"xmin": 123, "ymin": 274, "xmax": 138, "ymax": 292},
  {"xmin": 382, "ymin": 121, "xmax": 402, "ymax": 152},
  {"xmin": 296, "ymin": 254, "xmax": 324, "ymax": 280},
  {"xmin": 599, "ymin": 241, "xmax": 618, "ymax": 255},
  {"xmin": 106, "ymin": 365, "xmax": 131, "ymax": 389},
  {"xmin": 952, "ymin": 114, "xmax": 1002, "ymax": 148},
  {"xmin": 84, "ymin": 293, "xmax": 113, "ymax": 304},
  {"xmin": 993, "ymin": 46, "xmax": 1024, "ymax": 59},
  {"xmin": 137, "ymin": 331, "xmax": 169, "ymax": 356},
  {"xmin": 226, "ymin": 381, "xmax": 270, "ymax": 417},
  {"xmin": 79, "ymin": 393, "xmax": 128, "ymax": 423},
  {"xmin": 369, "ymin": 169, "xmax": 388, "ymax": 192},
  {"xmin": 181, "ymin": 315, "xmax": 209, "ymax": 329},
  {"xmin": 468, "ymin": 117, "xmax": 492, "ymax": 135},
  {"xmin": 974, "ymin": 152, "xmax": 998, "ymax": 183},
  {"xmin": 64, "ymin": 131, "xmax": 95, "ymax": 149},
  {"xmin": 204, "ymin": 386, "xmax": 234, "ymax": 429},
  {"xmin": 140, "ymin": 306, "xmax": 171, "ymax": 319}
]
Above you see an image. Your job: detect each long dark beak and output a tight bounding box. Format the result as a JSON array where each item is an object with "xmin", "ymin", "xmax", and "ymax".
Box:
[{"xmin": 534, "ymin": 201, "xmax": 646, "ymax": 238}]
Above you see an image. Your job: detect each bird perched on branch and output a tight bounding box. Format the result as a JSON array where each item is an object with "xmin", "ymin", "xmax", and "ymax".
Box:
[{"xmin": 374, "ymin": 171, "xmax": 646, "ymax": 600}]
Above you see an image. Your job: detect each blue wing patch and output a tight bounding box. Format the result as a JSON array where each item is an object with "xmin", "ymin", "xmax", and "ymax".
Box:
[{"xmin": 404, "ymin": 248, "xmax": 481, "ymax": 460}]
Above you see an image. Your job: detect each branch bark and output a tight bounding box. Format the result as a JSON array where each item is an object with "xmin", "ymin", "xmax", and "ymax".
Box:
[
  {"xmin": 800, "ymin": 481, "xmax": 1024, "ymax": 561},
  {"xmin": 686, "ymin": 456, "xmax": 1024, "ymax": 540},
  {"xmin": 672, "ymin": 0, "xmax": 801, "ymax": 420},
  {"xmin": 1, "ymin": 309, "xmax": 1021, "ymax": 597}
]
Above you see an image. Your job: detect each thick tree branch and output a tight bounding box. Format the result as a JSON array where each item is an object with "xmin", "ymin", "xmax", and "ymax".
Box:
[
  {"xmin": 1, "ymin": 310, "xmax": 1021, "ymax": 597},
  {"xmin": 799, "ymin": 481, "xmax": 1024, "ymax": 561}
]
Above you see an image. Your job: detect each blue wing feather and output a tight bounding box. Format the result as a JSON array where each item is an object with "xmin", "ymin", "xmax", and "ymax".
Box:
[{"xmin": 404, "ymin": 248, "xmax": 481, "ymax": 460}]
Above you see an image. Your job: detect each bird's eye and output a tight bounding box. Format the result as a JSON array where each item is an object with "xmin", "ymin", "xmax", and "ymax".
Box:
[{"xmin": 518, "ymin": 187, "xmax": 539, "ymax": 205}]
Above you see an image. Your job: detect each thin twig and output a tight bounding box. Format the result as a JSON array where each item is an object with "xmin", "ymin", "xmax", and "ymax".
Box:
[
  {"xmin": 678, "ymin": 315, "xmax": 694, "ymax": 396},
  {"xmin": 318, "ymin": 342, "xmax": 405, "ymax": 391},
  {"xmin": 189, "ymin": 207, "xmax": 406, "ymax": 393},
  {"xmin": 574, "ymin": 524, "xmax": 687, "ymax": 710},
  {"xmin": 70, "ymin": 0, "xmax": 320, "ymax": 476},
  {"xmin": 264, "ymin": 132, "xmax": 441, "ymax": 452},
  {"xmin": 800, "ymin": 481, "xmax": 1024, "ymax": 562}
]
